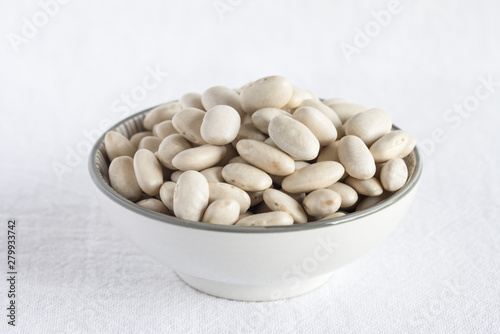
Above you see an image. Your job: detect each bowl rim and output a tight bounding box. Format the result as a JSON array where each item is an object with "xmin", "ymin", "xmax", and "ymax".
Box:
[{"xmin": 88, "ymin": 104, "xmax": 423, "ymax": 234}]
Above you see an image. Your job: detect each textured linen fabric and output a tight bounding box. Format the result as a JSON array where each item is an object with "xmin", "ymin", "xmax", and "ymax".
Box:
[{"xmin": 1, "ymin": 0, "xmax": 499, "ymax": 333}]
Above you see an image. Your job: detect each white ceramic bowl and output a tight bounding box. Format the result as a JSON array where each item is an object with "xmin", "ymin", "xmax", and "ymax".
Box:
[{"xmin": 89, "ymin": 106, "xmax": 423, "ymax": 301}]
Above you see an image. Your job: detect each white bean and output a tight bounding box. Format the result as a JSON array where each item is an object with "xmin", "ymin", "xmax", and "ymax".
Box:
[
  {"xmin": 200, "ymin": 166, "xmax": 225, "ymax": 183},
  {"xmin": 156, "ymin": 134, "xmax": 192, "ymax": 170},
  {"xmin": 104, "ymin": 131, "xmax": 135, "ymax": 161},
  {"xmin": 171, "ymin": 107, "xmax": 207, "ymax": 145},
  {"xmin": 172, "ymin": 145, "xmax": 227, "ymax": 171},
  {"xmin": 136, "ymin": 198, "xmax": 170, "ymax": 215},
  {"xmin": 202, "ymin": 199, "xmax": 240, "ymax": 225},
  {"xmin": 138, "ymin": 136, "xmax": 161, "ymax": 153},
  {"xmin": 159, "ymin": 181, "xmax": 176, "ymax": 211},
  {"xmin": 344, "ymin": 108, "xmax": 392, "ymax": 146},
  {"xmin": 338, "ymin": 135, "xmax": 376, "ymax": 180},
  {"xmin": 281, "ymin": 161, "xmax": 345, "ymax": 193},
  {"xmin": 345, "ymin": 176, "xmax": 383, "ymax": 197},
  {"xmin": 201, "ymin": 105, "xmax": 241, "ymax": 145},
  {"xmin": 325, "ymin": 102, "xmax": 367, "ymax": 123},
  {"xmin": 370, "ymin": 130, "xmax": 409, "ymax": 163},
  {"xmin": 251, "ymin": 108, "xmax": 290, "ymax": 134},
  {"xmin": 222, "ymin": 163, "xmax": 272, "ymax": 191},
  {"xmin": 133, "ymin": 149, "xmax": 164, "ymax": 196},
  {"xmin": 302, "ymin": 189, "xmax": 342, "ymax": 218},
  {"xmin": 208, "ymin": 182, "xmax": 251, "ymax": 213},
  {"xmin": 109, "ymin": 156, "xmax": 142, "ymax": 201},
  {"xmin": 326, "ymin": 182, "xmax": 358, "ymax": 209},
  {"xmin": 143, "ymin": 102, "xmax": 183, "ymax": 130},
  {"xmin": 300, "ymin": 99, "xmax": 344, "ymax": 138},
  {"xmin": 240, "ymin": 75, "xmax": 293, "ymax": 114},
  {"xmin": 173, "ymin": 170, "xmax": 209, "ymax": 221},
  {"xmin": 152, "ymin": 120, "xmax": 178, "ymax": 140},
  {"xmin": 380, "ymin": 158, "xmax": 408, "ymax": 192},
  {"xmin": 179, "ymin": 92, "xmax": 204, "ymax": 110},
  {"xmin": 236, "ymin": 139, "xmax": 295, "ymax": 176},
  {"xmin": 263, "ymin": 188, "xmax": 307, "ymax": 223},
  {"xmin": 201, "ymin": 86, "xmax": 245, "ymax": 119},
  {"xmin": 130, "ymin": 131, "xmax": 152, "ymax": 149},
  {"xmin": 292, "ymin": 106, "xmax": 337, "ymax": 146},
  {"xmin": 268, "ymin": 115, "xmax": 320, "ymax": 161}
]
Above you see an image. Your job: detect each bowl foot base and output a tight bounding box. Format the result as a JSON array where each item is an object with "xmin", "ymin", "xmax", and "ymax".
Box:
[{"xmin": 176, "ymin": 271, "xmax": 333, "ymax": 301}]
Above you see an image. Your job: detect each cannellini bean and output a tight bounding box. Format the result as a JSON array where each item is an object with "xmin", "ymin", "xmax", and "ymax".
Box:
[
  {"xmin": 172, "ymin": 145, "xmax": 227, "ymax": 171},
  {"xmin": 202, "ymin": 199, "xmax": 240, "ymax": 225},
  {"xmin": 222, "ymin": 163, "xmax": 272, "ymax": 191},
  {"xmin": 173, "ymin": 171, "xmax": 209, "ymax": 221},
  {"xmin": 130, "ymin": 131, "xmax": 153, "ymax": 149},
  {"xmin": 133, "ymin": 149, "xmax": 164, "ymax": 196},
  {"xmin": 300, "ymin": 99, "xmax": 344, "ymax": 138},
  {"xmin": 293, "ymin": 106, "xmax": 337, "ymax": 146},
  {"xmin": 171, "ymin": 107, "xmax": 207, "ymax": 145},
  {"xmin": 201, "ymin": 86, "xmax": 245, "ymax": 119},
  {"xmin": 159, "ymin": 181, "xmax": 176, "ymax": 211},
  {"xmin": 235, "ymin": 211, "xmax": 294, "ymax": 226},
  {"xmin": 326, "ymin": 182, "xmax": 358, "ymax": 209},
  {"xmin": 344, "ymin": 108, "xmax": 392, "ymax": 146},
  {"xmin": 208, "ymin": 182, "xmax": 251, "ymax": 213},
  {"xmin": 325, "ymin": 102, "xmax": 367, "ymax": 123},
  {"xmin": 153, "ymin": 120, "xmax": 178, "ymax": 140},
  {"xmin": 370, "ymin": 130, "xmax": 409, "ymax": 163},
  {"xmin": 317, "ymin": 141, "xmax": 340, "ymax": 162},
  {"xmin": 397, "ymin": 136, "xmax": 417, "ymax": 159},
  {"xmin": 109, "ymin": 156, "xmax": 142, "ymax": 201},
  {"xmin": 263, "ymin": 188, "xmax": 307, "ymax": 223},
  {"xmin": 138, "ymin": 136, "xmax": 161, "ymax": 153},
  {"xmin": 104, "ymin": 131, "xmax": 135, "ymax": 161},
  {"xmin": 251, "ymin": 108, "xmax": 290, "ymax": 134},
  {"xmin": 345, "ymin": 176, "xmax": 383, "ymax": 197},
  {"xmin": 356, "ymin": 192, "xmax": 391, "ymax": 211},
  {"xmin": 240, "ymin": 75, "xmax": 293, "ymax": 114},
  {"xmin": 281, "ymin": 161, "xmax": 345, "ymax": 193},
  {"xmin": 236, "ymin": 139, "xmax": 295, "ymax": 176},
  {"xmin": 302, "ymin": 189, "xmax": 342, "ymax": 218},
  {"xmin": 136, "ymin": 198, "xmax": 170, "ymax": 215},
  {"xmin": 143, "ymin": 102, "xmax": 183, "ymax": 130},
  {"xmin": 179, "ymin": 92, "xmax": 204, "ymax": 110},
  {"xmin": 200, "ymin": 166, "xmax": 225, "ymax": 183},
  {"xmin": 156, "ymin": 134, "xmax": 192, "ymax": 170},
  {"xmin": 268, "ymin": 115, "xmax": 320, "ymax": 161},
  {"xmin": 380, "ymin": 158, "xmax": 408, "ymax": 192},
  {"xmin": 338, "ymin": 135, "xmax": 376, "ymax": 180},
  {"xmin": 201, "ymin": 105, "xmax": 241, "ymax": 145}
]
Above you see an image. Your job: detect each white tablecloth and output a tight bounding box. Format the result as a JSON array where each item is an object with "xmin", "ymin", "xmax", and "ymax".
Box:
[{"xmin": 1, "ymin": 0, "xmax": 499, "ymax": 333}]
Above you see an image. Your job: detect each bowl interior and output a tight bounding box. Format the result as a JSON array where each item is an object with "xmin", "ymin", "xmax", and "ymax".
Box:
[{"xmin": 90, "ymin": 106, "xmax": 422, "ymax": 232}]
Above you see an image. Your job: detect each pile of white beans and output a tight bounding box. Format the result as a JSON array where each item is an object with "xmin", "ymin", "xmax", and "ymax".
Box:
[{"xmin": 105, "ymin": 75, "xmax": 415, "ymax": 226}]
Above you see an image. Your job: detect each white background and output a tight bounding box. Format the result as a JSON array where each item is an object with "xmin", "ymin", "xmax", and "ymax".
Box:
[{"xmin": 1, "ymin": 0, "xmax": 499, "ymax": 333}]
